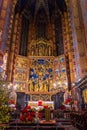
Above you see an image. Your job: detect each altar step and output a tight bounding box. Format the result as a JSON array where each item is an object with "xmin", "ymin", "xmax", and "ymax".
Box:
[
  {"xmin": 6, "ymin": 124, "xmax": 77, "ymax": 130},
  {"xmin": 64, "ymin": 126, "xmax": 78, "ymax": 130}
]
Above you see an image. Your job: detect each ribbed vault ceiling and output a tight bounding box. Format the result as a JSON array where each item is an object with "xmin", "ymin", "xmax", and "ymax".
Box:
[{"xmin": 15, "ymin": 0, "xmax": 67, "ymax": 19}]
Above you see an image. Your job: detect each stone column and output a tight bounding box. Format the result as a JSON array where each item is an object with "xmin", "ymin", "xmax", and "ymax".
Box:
[
  {"xmin": 62, "ymin": 10, "xmax": 75, "ymax": 89},
  {"xmin": 79, "ymin": 0, "xmax": 87, "ymax": 54},
  {"xmin": 0, "ymin": 0, "xmax": 13, "ymax": 74},
  {"xmin": 69, "ymin": 0, "xmax": 87, "ymax": 79}
]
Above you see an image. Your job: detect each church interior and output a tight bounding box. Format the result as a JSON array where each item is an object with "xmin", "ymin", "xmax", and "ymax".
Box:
[{"xmin": 0, "ymin": 0, "xmax": 87, "ymax": 130}]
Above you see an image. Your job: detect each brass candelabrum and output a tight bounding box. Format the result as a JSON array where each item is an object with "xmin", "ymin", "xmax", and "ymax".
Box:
[{"xmin": 45, "ymin": 108, "xmax": 51, "ymax": 121}]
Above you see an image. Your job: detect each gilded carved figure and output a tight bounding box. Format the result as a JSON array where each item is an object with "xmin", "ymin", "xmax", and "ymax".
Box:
[{"xmin": 31, "ymin": 45, "xmax": 35, "ymax": 56}]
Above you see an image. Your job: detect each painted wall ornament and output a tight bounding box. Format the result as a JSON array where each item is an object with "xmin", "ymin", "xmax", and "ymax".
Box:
[{"xmin": 0, "ymin": 29, "xmax": 2, "ymax": 41}]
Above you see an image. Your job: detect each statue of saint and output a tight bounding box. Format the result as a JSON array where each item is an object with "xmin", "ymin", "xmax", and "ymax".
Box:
[
  {"xmin": 35, "ymin": 83, "xmax": 39, "ymax": 92},
  {"xmin": 48, "ymin": 46, "xmax": 52, "ymax": 56},
  {"xmin": 83, "ymin": 90, "xmax": 87, "ymax": 103},
  {"xmin": 31, "ymin": 45, "xmax": 35, "ymax": 56},
  {"xmin": 38, "ymin": 45, "xmax": 43, "ymax": 56}
]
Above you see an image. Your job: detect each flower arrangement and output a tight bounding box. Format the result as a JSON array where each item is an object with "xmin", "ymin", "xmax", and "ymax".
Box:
[
  {"xmin": 9, "ymin": 99, "xmax": 16, "ymax": 110},
  {"xmin": 9, "ymin": 99, "xmax": 15, "ymax": 104},
  {"xmin": 63, "ymin": 97, "xmax": 72, "ymax": 110},
  {"xmin": 20, "ymin": 106, "xmax": 36, "ymax": 123},
  {"xmin": 64, "ymin": 98, "xmax": 71, "ymax": 104},
  {"xmin": 20, "ymin": 104, "xmax": 54, "ymax": 123}
]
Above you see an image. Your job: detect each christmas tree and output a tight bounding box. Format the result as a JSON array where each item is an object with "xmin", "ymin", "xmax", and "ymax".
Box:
[{"xmin": 0, "ymin": 73, "xmax": 10, "ymax": 124}]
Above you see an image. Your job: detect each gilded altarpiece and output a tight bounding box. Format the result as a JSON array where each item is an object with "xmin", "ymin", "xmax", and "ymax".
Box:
[
  {"xmin": 13, "ymin": 55, "xmax": 68, "ymax": 101},
  {"xmin": 54, "ymin": 55, "xmax": 68, "ymax": 91},
  {"xmin": 13, "ymin": 56, "xmax": 29, "ymax": 92},
  {"xmin": 28, "ymin": 57, "xmax": 54, "ymax": 101},
  {"xmin": 28, "ymin": 39, "xmax": 53, "ymax": 56}
]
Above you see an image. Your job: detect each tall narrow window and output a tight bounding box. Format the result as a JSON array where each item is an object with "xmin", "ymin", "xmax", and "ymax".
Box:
[
  {"xmin": 55, "ymin": 14, "xmax": 64, "ymax": 56},
  {"xmin": 37, "ymin": 22, "xmax": 46, "ymax": 39},
  {"xmin": 19, "ymin": 16, "xmax": 29, "ymax": 56},
  {"xmin": 36, "ymin": 8, "xmax": 46, "ymax": 39}
]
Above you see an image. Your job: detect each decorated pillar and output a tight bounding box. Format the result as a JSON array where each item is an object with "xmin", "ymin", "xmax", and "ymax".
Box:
[
  {"xmin": 6, "ymin": 0, "xmax": 19, "ymax": 81},
  {"xmin": 69, "ymin": 0, "xmax": 87, "ymax": 80},
  {"xmin": 0, "ymin": 0, "xmax": 12, "ymax": 51},
  {"xmin": 0, "ymin": 0, "xmax": 12, "ymax": 66},
  {"xmin": 62, "ymin": 8, "xmax": 75, "ymax": 89},
  {"xmin": 7, "ymin": 13, "xmax": 20, "ymax": 81},
  {"xmin": 80, "ymin": 0, "xmax": 87, "ymax": 54},
  {"xmin": 67, "ymin": 0, "xmax": 80, "ymax": 83}
]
